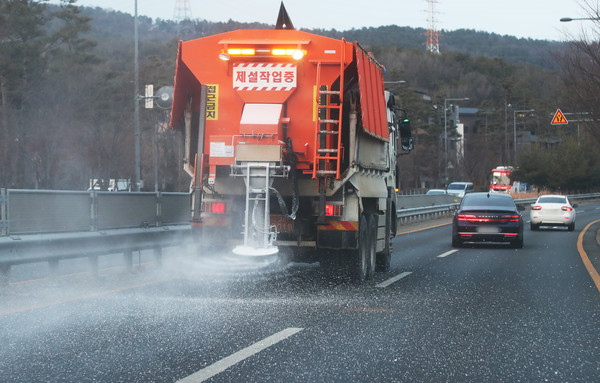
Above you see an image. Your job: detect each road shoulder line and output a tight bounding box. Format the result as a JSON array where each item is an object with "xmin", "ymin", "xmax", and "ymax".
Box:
[{"xmin": 577, "ymin": 220, "xmax": 600, "ymax": 294}]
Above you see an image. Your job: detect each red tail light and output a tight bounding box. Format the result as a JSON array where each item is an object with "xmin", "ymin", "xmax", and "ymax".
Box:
[
  {"xmin": 212, "ymin": 202, "xmax": 225, "ymax": 213},
  {"xmin": 561, "ymin": 206, "xmax": 573, "ymax": 212},
  {"xmin": 531, "ymin": 205, "xmax": 542, "ymax": 210},
  {"xmin": 205, "ymin": 201, "xmax": 226, "ymax": 214},
  {"xmin": 325, "ymin": 204, "xmax": 343, "ymax": 216},
  {"xmin": 504, "ymin": 215, "xmax": 521, "ymax": 222},
  {"xmin": 457, "ymin": 214, "xmax": 519, "ymax": 222}
]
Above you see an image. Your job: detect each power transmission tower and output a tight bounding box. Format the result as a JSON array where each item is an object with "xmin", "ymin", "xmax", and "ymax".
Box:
[
  {"xmin": 426, "ymin": 0, "xmax": 440, "ymax": 54},
  {"xmin": 174, "ymin": 0, "xmax": 192, "ymax": 21}
]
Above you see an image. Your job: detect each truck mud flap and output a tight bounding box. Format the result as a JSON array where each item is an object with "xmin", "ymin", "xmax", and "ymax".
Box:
[{"xmin": 317, "ymin": 221, "xmax": 358, "ymax": 249}]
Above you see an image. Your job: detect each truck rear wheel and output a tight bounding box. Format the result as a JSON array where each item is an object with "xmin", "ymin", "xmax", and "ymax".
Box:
[
  {"xmin": 366, "ymin": 214, "xmax": 377, "ymax": 279},
  {"xmin": 376, "ymin": 206, "xmax": 393, "ymax": 272},
  {"xmin": 351, "ymin": 214, "xmax": 370, "ymax": 283}
]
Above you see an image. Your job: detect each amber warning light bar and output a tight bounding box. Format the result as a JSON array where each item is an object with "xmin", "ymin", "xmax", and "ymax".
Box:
[{"xmin": 219, "ymin": 47, "xmax": 306, "ymax": 61}]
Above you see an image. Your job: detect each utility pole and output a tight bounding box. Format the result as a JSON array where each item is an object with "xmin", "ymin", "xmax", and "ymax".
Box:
[
  {"xmin": 134, "ymin": 0, "xmax": 141, "ymax": 191},
  {"xmin": 444, "ymin": 97, "xmax": 469, "ymax": 186}
]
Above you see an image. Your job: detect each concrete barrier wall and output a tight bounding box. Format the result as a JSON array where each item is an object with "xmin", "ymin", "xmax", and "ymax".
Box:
[
  {"xmin": 8, "ymin": 190, "xmax": 91, "ymax": 234},
  {"xmin": 161, "ymin": 193, "xmax": 191, "ymax": 225},
  {"xmin": 96, "ymin": 192, "xmax": 158, "ymax": 230},
  {"xmin": 3, "ymin": 190, "xmax": 190, "ymax": 235},
  {"xmin": 4, "ymin": 190, "xmax": 597, "ymax": 236},
  {"xmin": 2, "ymin": 190, "xmax": 458, "ymax": 236}
]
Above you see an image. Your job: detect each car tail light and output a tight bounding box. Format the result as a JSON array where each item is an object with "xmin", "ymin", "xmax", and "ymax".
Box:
[
  {"xmin": 457, "ymin": 214, "xmax": 519, "ymax": 223},
  {"xmin": 561, "ymin": 206, "xmax": 573, "ymax": 212},
  {"xmin": 531, "ymin": 205, "xmax": 542, "ymax": 210}
]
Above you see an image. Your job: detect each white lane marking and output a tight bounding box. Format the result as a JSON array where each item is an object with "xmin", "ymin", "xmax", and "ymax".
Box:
[
  {"xmin": 376, "ymin": 271, "xmax": 413, "ymax": 288},
  {"xmin": 438, "ymin": 250, "xmax": 458, "ymax": 258},
  {"xmin": 178, "ymin": 327, "xmax": 303, "ymax": 383}
]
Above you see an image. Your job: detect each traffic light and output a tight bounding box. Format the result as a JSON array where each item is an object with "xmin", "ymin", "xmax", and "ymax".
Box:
[{"xmin": 399, "ymin": 114, "xmax": 413, "ymax": 152}]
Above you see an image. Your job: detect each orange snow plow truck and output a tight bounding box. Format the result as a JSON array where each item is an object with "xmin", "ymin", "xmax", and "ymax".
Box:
[{"xmin": 169, "ymin": 7, "xmax": 412, "ymax": 282}]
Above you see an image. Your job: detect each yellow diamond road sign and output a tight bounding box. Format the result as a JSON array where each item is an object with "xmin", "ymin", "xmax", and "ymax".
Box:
[{"xmin": 551, "ymin": 109, "xmax": 568, "ymax": 125}]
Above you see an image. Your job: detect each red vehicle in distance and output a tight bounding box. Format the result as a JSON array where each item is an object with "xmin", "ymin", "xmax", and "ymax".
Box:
[{"xmin": 490, "ymin": 166, "xmax": 514, "ymax": 193}]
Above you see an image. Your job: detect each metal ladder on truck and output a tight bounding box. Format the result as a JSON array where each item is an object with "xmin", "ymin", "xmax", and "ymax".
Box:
[
  {"xmin": 311, "ymin": 40, "xmax": 346, "ymax": 223},
  {"xmin": 311, "ymin": 40, "xmax": 346, "ymax": 181}
]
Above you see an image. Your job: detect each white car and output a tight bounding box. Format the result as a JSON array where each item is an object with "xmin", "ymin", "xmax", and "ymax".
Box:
[
  {"xmin": 446, "ymin": 182, "xmax": 474, "ymax": 198},
  {"xmin": 530, "ymin": 195, "xmax": 577, "ymax": 231},
  {"xmin": 426, "ymin": 189, "xmax": 447, "ymax": 195}
]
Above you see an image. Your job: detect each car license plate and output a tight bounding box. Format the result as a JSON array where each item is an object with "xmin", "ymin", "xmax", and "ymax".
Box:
[
  {"xmin": 270, "ymin": 214, "xmax": 294, "ymax": 233},
  {"xmin": 476, "ymin": 226, "xmax": 500, "ymax": 234}
]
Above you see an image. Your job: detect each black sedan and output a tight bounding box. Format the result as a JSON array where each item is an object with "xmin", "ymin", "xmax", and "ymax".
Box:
[{"xmin": 452, "ymin": 192, "xmax": 524, "ymax": 248}]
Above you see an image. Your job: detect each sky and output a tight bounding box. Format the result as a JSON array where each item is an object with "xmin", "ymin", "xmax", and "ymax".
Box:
[{"xmin": 62, "ymin": 0, "xmax": 595, "ymax": 42}]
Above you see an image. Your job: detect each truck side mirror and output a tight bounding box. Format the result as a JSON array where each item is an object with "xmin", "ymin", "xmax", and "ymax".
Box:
[{"xmin": 400, "ymin": 118, "xmax": 413, "ymax": 151}]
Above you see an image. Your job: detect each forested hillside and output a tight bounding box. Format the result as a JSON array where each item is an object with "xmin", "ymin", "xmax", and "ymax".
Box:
[{"xmin": 1, "ymin": 2, "xmax": 596, "ymax": 192}]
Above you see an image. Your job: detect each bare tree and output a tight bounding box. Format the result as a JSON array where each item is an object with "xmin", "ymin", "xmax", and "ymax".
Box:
[{"xmin": 559, "ymin": 1, "xmax": 600, "ymax": 145}]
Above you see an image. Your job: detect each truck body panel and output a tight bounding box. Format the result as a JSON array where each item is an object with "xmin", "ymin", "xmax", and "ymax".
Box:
[{"xmin": 169, "ymin": 18, "xmax": 410, "ymax": 281}]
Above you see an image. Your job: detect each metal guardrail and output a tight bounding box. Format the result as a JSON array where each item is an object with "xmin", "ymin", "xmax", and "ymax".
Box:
[
  {"xmin": 0, "ymin": 189, "xmax": 191, "ymax": 286},
  {"xmin": 396, "ymin": 204, "xmax": 457, "ymax": 224},
  {"xmin": 394, "ymin": 192, "xmax": 600, "ymax": 225},
  {"xmin": 1, "ymin": 190, "xmax": 599, "ymax": 286},
  {"xmin": 0, "ymin": 226, "xmax": 192, "ymax": 286},
  {"xmin": 0, "ymin": 226, "xmax": 192, "ymax": 265}
]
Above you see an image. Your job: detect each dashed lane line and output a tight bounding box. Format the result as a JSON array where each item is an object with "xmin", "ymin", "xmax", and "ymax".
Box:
[
  {"xmin": 438, "ymin": 249, "xmax": 458, "ymax": 258},
  {"xmin": 376, "ymin": 271, "xmax": 413, "ymax": 288},
  {"xmin": 177, "ymin": 327, "xmax": 304, "ymax": 383}
]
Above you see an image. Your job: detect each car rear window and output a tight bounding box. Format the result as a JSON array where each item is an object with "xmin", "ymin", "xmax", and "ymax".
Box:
[
  {"xmin": 462, "ymin": 195, "xmax": 515, "ymax": 208},
  {"xmin": 538, "ymin": 196, "xmax": 566, "ymax": 204}
]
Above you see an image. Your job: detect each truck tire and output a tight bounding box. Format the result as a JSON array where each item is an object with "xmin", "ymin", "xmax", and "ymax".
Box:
[
  {"xmin": 376, "ymin": 240, "xmax": 391, "ymax": 272},
  {"xmin": 366, "ymin": 214, "xmax": 377, "ymax": 280},
  {"xmin": 351, "ymin": 214, "xmax": 369, "ymax": 283},
  {"xmin": 376, "ymin": 207, "xmax": 392, "ymax": 272}
]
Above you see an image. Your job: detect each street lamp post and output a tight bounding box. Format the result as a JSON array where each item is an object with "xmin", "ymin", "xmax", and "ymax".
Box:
[
  {"xmin": 513, "ymin": 109, "xmax": 534, "ymax": 164},
  {"xmin": 134, "ymin": 0, "xmax": 141, "ymax": 191},
  {"xmin": 560, "ymin": 17, "xmax": 600, "ymax": 22},
  {"xmin": 444, "ymin": 97, "xmax": 469, "ymax": 186},
  {"xmin": 383, "ymin": 80, "xmax": 407, "ymax": 85}
]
